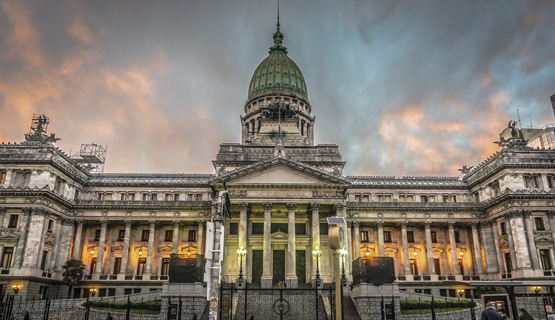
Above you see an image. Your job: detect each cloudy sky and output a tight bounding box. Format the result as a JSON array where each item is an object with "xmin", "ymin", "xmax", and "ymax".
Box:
[{"xmin": 0, "ymin": 0, "xmax": 554, "ymax": 176}]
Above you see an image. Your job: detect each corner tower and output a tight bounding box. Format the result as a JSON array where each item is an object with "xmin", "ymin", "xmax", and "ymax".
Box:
[{"xmin": 241, "ymin": 20, "xmax": 315, "ymax": 146}]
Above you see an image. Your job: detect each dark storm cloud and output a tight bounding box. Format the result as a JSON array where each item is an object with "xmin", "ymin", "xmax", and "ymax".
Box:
[{"xmin": 0, "ymin": 0, "xmax": 553, "ymax": 176}]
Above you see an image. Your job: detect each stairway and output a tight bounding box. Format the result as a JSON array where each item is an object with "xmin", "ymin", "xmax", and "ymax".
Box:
[{"xmin": 343, "ymin": 296, "xmax": 362, "ymax": 320}]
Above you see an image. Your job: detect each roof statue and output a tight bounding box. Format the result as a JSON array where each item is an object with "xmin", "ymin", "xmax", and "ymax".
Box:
[
  {"xmin": 24, "ymin": 114, "xmax": 60, "ymax": 144},
  {"xmin": 508, "ymin": 120, "xmax": 521, "ymax": 140},
  {"xmin": 458, "ymin": 165, "xmax": 474, "ymax": 175}
]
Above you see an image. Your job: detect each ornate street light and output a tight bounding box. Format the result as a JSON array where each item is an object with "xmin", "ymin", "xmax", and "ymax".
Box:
[
  {"xmin": 312, "ymin": 245, "xmax": 322, "ymax": 284},
  {"xmin": 533, "ymin": 286, "xmax": 542, "ymax": 294},
  {"xmin": 457, "ymin": 289, "xmax": 465, "ymax": 300},
  {"xmin": 237, "ymin": 245, "xmax": 247, "ymax": 280},
  {"xmin": 187, "ymin": 247, "xmax": 192, "ymax": 257},
  {"xmin": 89, "ymin": 288, "xmax": 97, "ymax": 297},
  {"xmin": 12, "ymin": 285, "xmax": 20, "ymax": 294},
  {"xmin": 339, "ymin": 248, "xmax": 347, "ymax": 286}
]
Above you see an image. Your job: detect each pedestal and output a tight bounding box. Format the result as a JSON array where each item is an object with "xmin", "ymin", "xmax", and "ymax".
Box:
[
  {"xmin": 286, "ymin": 276, "xmax": 298, "ymax": 288},
  {"xmin": 261, "ymin": 277, "xmax": 272, "ymax": 289}
]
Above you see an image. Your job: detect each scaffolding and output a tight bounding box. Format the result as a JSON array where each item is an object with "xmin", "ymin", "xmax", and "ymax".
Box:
[{"xmin": 70, "ymin": 143, "xmax": 107, "ymax": 173}]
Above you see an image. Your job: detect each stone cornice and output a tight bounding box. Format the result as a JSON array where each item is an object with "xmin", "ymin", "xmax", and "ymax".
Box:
[
  {"xmin": 74, "ymin": 200, "xmax": 212, "ymax": 211},
  {"xmin": 346, "ymin": 201, "xmax": 481, "ymax": 213},
  {"xmin": 480, "ymin": 189, "xmax": 555, "ymax": 210}
]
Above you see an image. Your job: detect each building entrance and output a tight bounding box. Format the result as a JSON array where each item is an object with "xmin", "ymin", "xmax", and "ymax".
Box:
[{"xmin": 273, "ymin": 250, "xmax": 285, "ymax": 285}]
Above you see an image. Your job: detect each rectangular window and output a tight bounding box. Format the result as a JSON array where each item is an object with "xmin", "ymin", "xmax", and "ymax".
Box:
[
  {"xmin": 429, "ymin": 195, "xmax": 435, "ymax": 202},
  {"xmin": 535, "ymin": 217, "xmax": 545, "ymax": 230},
  {"xmin": 455, "ymin": 231, "xmax": 461, "ymax": 243},
  {"xmin": 141, "ymin": 230, "xmax": 149, "ymax": 241},
  {"xmin": 490, "ymin": 182, "xmax": 500, "ymax": 197},
  {"xmin": 407, "ymin": 231, "xmax": 414, "ymax": 243},
  {"xmin": 229, "ymin": 223, "xmax": 239, "ymax": 235},
  {"xmin": 500, "ymin": 222, "xmax": 507, "ymax": 235},
  {"xmin": 415, "ymin": 289, "xmax": 422, "ymax": 294},
  {"xmin": 450, "ymin": 195, "xmax": 457, "ymax": 203},
  {"xmin": 443, "ymin": 196, "xmax": 449, "ymax": 202},
  {"xmin": 362, "ymin": 195, "xmax": 369, "ymax": 202},
  {"xmin": 90, "ymin": 258, "xmax": 97, "ymax": 274},
  {"xmin": 354, "ymin": 195, "xmax": 361, "ymax": 202},
  {"xmin": 54, "ymin": 178, "xmax": 64, "ymax": 194},
  {"xmin": 108, "ymin": 288, "xmax": 116, "ymax": 296},
  {"xmin": 434, "ymin": 259, "xmax": 441, "ymax": 275},
  {"xmin": 134, "ymin": 289, "xmax": 141, "ymax": 294},
  {"xmin": 14, "ymin": 171, "xmax": 31, "ymax": 185},
  {"xmin": 525, "ymin": 175, "xmax": 540, "ymax": 188},
  {"xmin": 97, "ymin": 193, "xmax": 104, "ymax": 201},
  {"xmin": 540, "ymin": 250, "xmax": 552, "ymax": 270},
  {"xmin": 124, "ymin": 289, "xmax": 132, "ymax": 295},
  {"xmin": 424, "ymin": 289, "xmax": 431, "ymax": 295},
  {"xmin": 188, "ymin": 230, "xmax": 197, "ymax": 242},
  {"xmin": 295, "ymin": 223, "xmax": 306, "ymax": 235},
  {"xmin": 410, "ymin": 259, "xmax": 418, "ymax": 276},
  {"xmin": 1, "ymin": 247, "xmax": 13, "ymax": 269},
  {"xmin": 165, "ymin": 194, "xmax": 172, "ymax": 201},
  {"xmin": 165, "ymin": 230, "xmax": 173, "ymax": 241},
  {"xmin": 129, "ymin": 193, "xmax": 135, "ymax": 201},
  {"xmin": 407, "ymin": 195, "xmax": 414, "ymax": 202},
  {"xmin": 360, "ymin": 231, "xmax": 369, "ymax": 243},
  {"xmin": 421, "ymin": 195, "xmax": 428, "ymax": 203},
  {"xmin": 252, "ymin": 223, "xmax": 264, "ymax": 235},
  {"xmin": 174, "ymin": 194, "xmax": 179, "ymax": 201},
  {"xmin": 473, "ymin": 192, "xmax": 480, "ymax": 203},
  {"xmin": 151, "ymin": 194, "xmax": 157, "ymax": 201},
  {"xmin": 548, "ymin": 176, "xmax": 554, "ymax": 189},
  {"xmin": 458, "ymin": 259, "xmax": 464, "ymax": 274},
  {"xmin": 383, "ymin": 231, "xmax": 391, "ymax": 243},
  {"xmin": 0, "ymin": 171, "xmax": 5, "ymax": 184},
  {"xmin": 195, "ymin": 194, "xmax": 203, "ymax": 201},
  {"xmin": 137, "ymin": 258, "xmax": 146, "ymax": 275},
  {"xmin": 504, "ymin": 252, "xmax": 513, "ymax": 273},
  {"xmin": 47, "ymin": 219, "xmax": 53, "ymax": 231},
  {"xmin": 431, "ymin": 231, "xmax": 438, "ymax": 243},
  {"xmin": 105, "ymin": 193, "xmax": 112, "ymax": 200},
  {"xmin": 120, "ymin": 193, "xmax": 126, "ymax": 200},
  {"xmin": 99, "ymin": 288, "xmax": 106, "ymax": 297},
  {"xmin": 113, "ymin": 258, "xmax": 121, "ymax": 275},
  {"xmin": 74, "ymin": 288, "xmax": 82, "ymax": 298},
  {"xmin": 440, "ymin": 289, "xmax": 447, "ymax": 297},
  {"xmin": 8, "ymin": 215, "xmax": 18, "ymax": 228},
  {"xmin": 94, "ymin": 229, "xmax": 101, "ymax": 241},
  {"xmin": 319, "ymin": 223, "xmax": 329, "ymax": 235},
  {"xmin": 74, "ymin": 189, "xmax": 80, "ymax": 202},
  {"xmin": 142, "ymin": 193, "xmax": 148, "ymax": 201},
  {"xmin": 187, "ymin": 194, "xmax": 193, "ymax": 201},
  {"xmin": 377, "ymin": 195, "xmax": 383, "ymax": 202},
  {"xmin": 161, "ymin": 258, "xmax": 170, "ymax": 276},
  {"xmin": 118, "ymin": 230, "xmax": 125, "ymax": 241},
  {"xmin": 384, "ymin": 195, "xmax": 391, "ymax": 202},
  {"xmin": 399, "ymin": 195, "xmax": 405, "ymax": 202}
]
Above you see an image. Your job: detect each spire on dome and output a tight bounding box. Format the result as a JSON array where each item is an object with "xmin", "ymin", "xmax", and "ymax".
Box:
[{"xmin": 270, "ymin": 0, "xmax": 287, "ymax": 54}]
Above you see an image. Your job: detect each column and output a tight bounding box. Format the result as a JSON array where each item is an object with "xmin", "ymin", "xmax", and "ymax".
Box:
[
  {"xmin": 286, "ymin": 203, "xmax": 297, "ymax": 287},
  {"xmin": 491, "ymin": 219, "xmax": 505, "ymax": 277},
  {"xmin": 49, "ymin": 219, "xmax": 63, "ymax": 271},
  {"xmin": 448, "ymin": 221, "xmax": 460, "ymax": 276},
  {"xmin": 311, "ymin": 203, "xmax": 320, "ymax": 282},
  {"xmin": 0, "ymin": 208, "xmax": 6, "ymax": 228},
  {"xmin": 425, "ymin": 221, "xmax": 436, "ymax": 275},
  {"xmin": 23, "ymin": 209, "xmax": 47, "ymax": 268},
  {"xmin": 36, "ymin": 210, "xmax": 50, "ymax": 268},
  {"xmin": 547, "ymin": 211, "xmax": 555, "ymax": 246},
  {"xmin": 94, "ymin": 220, "xmax": 108, "ymax": 274},
  {"xmin": 336, "ymin": 203, "xmax": 349, "ymax": 277},
  {"xmin": 508, "ymin": 211, "xmax": 533, "ymax": 276},
  {"xmin": 523, "ymin": 211, "xmax": 541, "ymax": 272},
  {"xmin": 471, "ymin": 222, "xmax": 485, "ymax": 276},
  {"xmin": 119, "ymin": 220, "xmax": 132, "ymax": 277},
  {"xmin": 197, "ymin": 221, "xmax": 205, "ymax": 258},
  {"xmin": 2, "ymin": 169, "xmax": 13, "ymax": 186},
  {"xmin": 72, "ymin": 219, "xmax": 84, "ymax": 260},
  {"xmin": 238, "ymin": 203, "xmax": 248, "ymax": 277},
  {"xmin": 145, "ymin": 220, "xmax": 156, "ymax": 275},
  {"xmin": 353, "ymin": 221, "xmax": 360, "ymax": 260},
  {"xmin": 261, "ymin": 202, "xmax": 272, "ymax": 288},
  {"xmin": 172, "ymin": 220, "xmax": 180, "ymax": 254},
  {"xmin": 55, "ymin": 219, "xmax": 75, "ymax": 271},
  {"xmin": 346, "ymin": 221, "xmax": 353, "ymax": 280},
  {"xmin": 480, "ymin": 221, "xmax": 500, "ymax": 275},
  {"xmin": 401, "ymin": 221, "xmax": 412, "ymax": 279},
  {"xmin": 505, "ymin": 216, "xmax": 518, "ymax": 273},
  {"xmin": 377, "ymin": 221, "xmax": 385, "ymax": 257},
  {"xmin": 13, "ymin": 208, "xmax": 31, "ymax": 268}
]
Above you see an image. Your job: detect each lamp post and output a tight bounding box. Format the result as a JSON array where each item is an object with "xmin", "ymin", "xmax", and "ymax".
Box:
[
  {"xmin": 533, "ymin": 286, "xmax": 542, "ymax": 294},
  {"xmin": 237, "ymin": 245, "xmax": 247, "ymax": 280},
  {"xmin": 339, "ymin": 248, "xmax": 347, "ymax": 286},
  {"xmin": 312, "ymin": 245, "xmax": 322, "ymax": 286},
  {"xmin": 457, "ymin": 289, "xmax": 465, "ymax": 300},
  {"xmin": 12, "ymin": 285, "xmax": 20, "ymax": 294},
  {"xmin": 90, "ymin": 288, "xmax": 97, "ymax": 297}
]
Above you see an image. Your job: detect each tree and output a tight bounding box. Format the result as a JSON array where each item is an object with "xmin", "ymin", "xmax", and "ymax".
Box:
[{"xmin": 62, "ymin": 259, "xmax": 85, "ymax": 298}]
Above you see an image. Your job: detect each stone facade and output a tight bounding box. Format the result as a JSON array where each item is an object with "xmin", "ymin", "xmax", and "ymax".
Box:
[{"xmin": 0, "ymin": 23, "xmax": 555, "ymax": 302}]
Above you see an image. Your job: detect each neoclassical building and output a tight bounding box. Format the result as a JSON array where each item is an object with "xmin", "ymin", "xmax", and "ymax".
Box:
[{"xmin": 0, "ymin": 22, "xmax": 555, "ymax": 301}]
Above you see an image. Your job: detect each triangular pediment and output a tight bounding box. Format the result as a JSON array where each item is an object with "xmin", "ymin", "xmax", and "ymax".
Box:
[{"xmin": 211, "ymin": 157, "xmax": 349, "ymax": 186}]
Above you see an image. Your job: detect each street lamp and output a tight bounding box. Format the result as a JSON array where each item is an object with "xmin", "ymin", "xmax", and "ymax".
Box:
[
  {"xmin": 89, "ymin": 288, "xmax": 97, "ymax": 297},
  {"xmin": 237, "ymin": 245, "xmax": 247, "ymax": 280},
  {"xmin": 12, "ymin": 285, "xmax": 20, "ymax": 294},
  {"xmin": 457, "ymin": 289, "xmax": 465, "ymax": 300},
  {"xmin": 339, "ymin": 248, "xmax": 347, "ymax": 286},
  {"xmin": 312, "ymin": 245, "xmax": 322, "ymax": 285},
  {"xmin": 533, "ymin": 286, "xmax": 542, "ymax": 294}
]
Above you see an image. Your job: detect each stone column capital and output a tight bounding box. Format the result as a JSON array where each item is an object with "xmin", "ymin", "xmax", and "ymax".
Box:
[
  {"xmin": 353, "ymin": 221, "xmax": 360, "ymax": 228},
  {"xmin": 311, "ymin": 203, "xmax": 320, "ymax": 210},
  {"xmin": 547, "ymin": 211, "xmax": 555, "ymax": 218},
  {"xmin": 480, "ymin": 220, "xmax": 493, "ymax": 227},
  {"xmin": 22, "ymin": 207, "xmax": 33, "ymax": 215},
  {"xmin": 100, "ymin": 219, "xmax": 108, "ymax": 227},
  {"xmin": 377, "ymin": 220, "xmax": 384, "ymax": 228},
  {"xmin": 0, "ymin": 208, "xmax": 6, "ymax": 215},
  {"xmin": 262, "ymin": 203, "xmax": 273, "ymax": 211},
  {"xmin": 286, "ymin": 203, "xmax": 297, "ymax": 211},
  {"xmin": 76, "ymin": 219, "xmax": 83, "ymax": 226},
  {"xmin": 149, "ymin": 220, "xmax": 156, "ymax": 228},
  {"xmin": 400, "ymin": 221, "xmax": 408, "ymax": 228},
  {"xmin": 197, "ymin": 220, "xmax": 204, "ymax": 226},
  {"xmin": 521, "ymin": 210, "xmax": 532, "ymax": 217},
  {"xmin": 124, "ymin": 220, "xmax": 132, "ymax": 228},
  {"xmin": 471, "ymin": 221, "xmax": 479, "ymax": 229},
  {"xmin": 173, "ymin": 220, "xmax": 180, "ymax": 228},
  {"xmin": 239, "ymin": 202, "xmax": 249, "ymax": 211},
  {"xmin": 334, "ymin": 203, "xmax": 345, "ymax": 211},
  {"xmin": 447, "ymin": 221, "xmax": 455, "ymax": 229},
  {"xmin": 424, "ymin": 221, "xmax": 431, "ymax": 229}
]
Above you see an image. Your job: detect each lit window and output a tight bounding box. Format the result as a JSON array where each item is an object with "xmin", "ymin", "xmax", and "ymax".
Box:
[
  {"xmin": 0, "ymin": 171, "xmax": 5, "ymax": 184},
  {"xmin": 407, "ymin": 231, "xmax": 414, "ymax": 243},
  {"xmin": 383, "ymin": 231, "xmax": 391, "ymax": 243},
  {"xmin": 164, "ymin": 230, "xmax": 173, "ymax": 241},
  {"xmin": 360, "ymin": 231, "xmax": 369, "ymax": 243}
]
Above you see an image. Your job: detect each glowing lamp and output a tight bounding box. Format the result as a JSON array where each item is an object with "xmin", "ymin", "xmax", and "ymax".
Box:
[
  {"xmin": 459, "ymin": 251, "xmax": 464, "ymax": 256},
  {"xmin": 413, "ymin": 252, "xmax": 417, "ymax": 256},
  {"xmin": 187, "ymin": 248, "xmax": 191, "ymax": 256},
  {"xmin": 90, "ymin": 250, "xmax": 95, "ymax": 255},
  {"xmin": 138, "ymin": 250, "xmax": 143, "ymax": 256},
  {"xmin": 12, "ymin": 285, "xmax": 20, "ymax": 294}
]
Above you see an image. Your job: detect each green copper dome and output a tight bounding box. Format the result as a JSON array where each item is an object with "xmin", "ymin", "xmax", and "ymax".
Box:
[{"xmin": 247, "ymin": 24, "xmax": 308, "ymax": 101}]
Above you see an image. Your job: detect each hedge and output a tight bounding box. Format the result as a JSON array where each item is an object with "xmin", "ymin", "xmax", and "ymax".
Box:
[
  {"xmin": 400, "ymin": 299, "xmax": 475, "ymax": 311},
  {"xmin": 83, "ymin": 301, "xmax": 161, "ymax": 311}
]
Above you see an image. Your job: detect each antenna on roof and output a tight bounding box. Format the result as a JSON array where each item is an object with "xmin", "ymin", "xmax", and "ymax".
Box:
[
  {"xmin": 516, "ymin": 109, "xmax": 522, "ymax": 130},
  {"xmin": 529, "ymin": 115, "xmax": 533, "ymax": 129},
  {"xmin": 277, "ymin": 0, "xmax": 280, "ymax": 28}
]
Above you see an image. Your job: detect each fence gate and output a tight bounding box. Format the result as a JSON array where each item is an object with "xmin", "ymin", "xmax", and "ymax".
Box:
[{"xmin": 221, "ymin": 284, "xmax": 329, "ymax": 320}]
